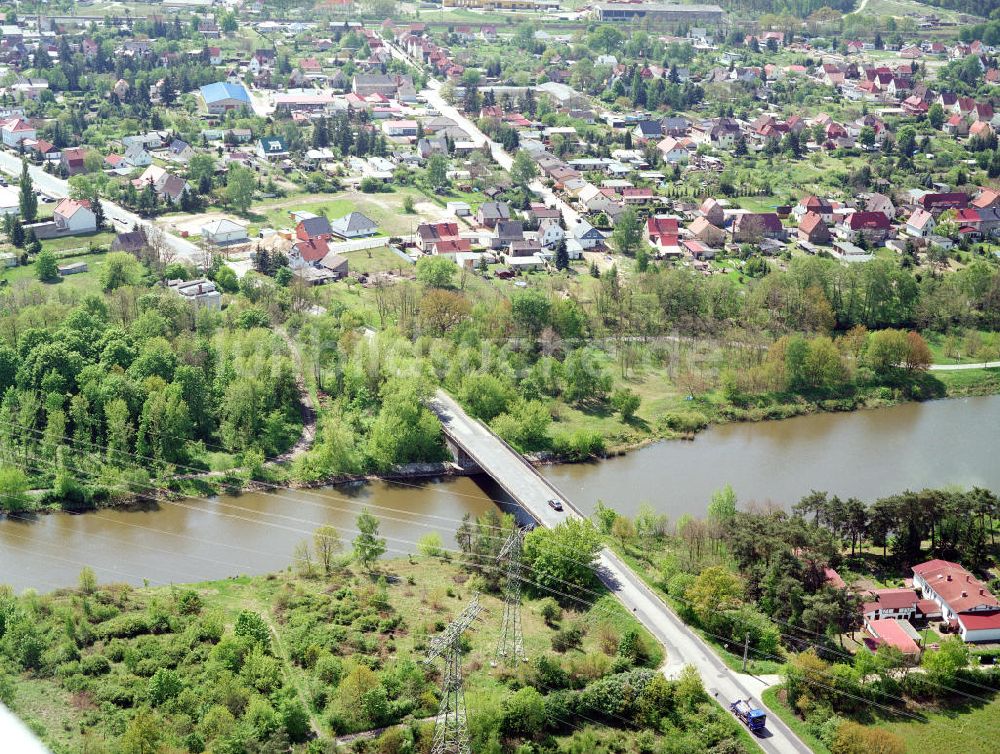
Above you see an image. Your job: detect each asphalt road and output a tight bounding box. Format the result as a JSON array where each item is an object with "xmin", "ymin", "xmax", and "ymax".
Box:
[
  {"xmin": 381, "ymin": 33, "xmax": 582, "ymax": 229},
  {"xmin": 0, "ymin": 150, "xmax": 203, "ymax": 263},
  {"xmin": 430, "ymin": 390, "xmax": 813, "ymax": 754}
]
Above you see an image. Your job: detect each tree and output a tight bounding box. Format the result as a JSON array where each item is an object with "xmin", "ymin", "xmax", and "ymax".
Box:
[
  {"xmin": 928, "ymin": 103, "xmax": 945, "ymax": 130},
  {"xmin": 896, "ymin": 125, "xmax": 917, "ymax": 158},
  {"xmin": 415, "ymin": 255, "xmax": 457, "ymax": 288},
  {"xmin": 611, "ymin": 206, "xmax": 642, "ymax": 256},
  {"xmin": 148, "ymin": 668, "xmax": 183, "ymax": 706},
  {"xmin": 100, "ymin": 252, "xmax": 143, "ymax": 291},
  {"xmin": 554, "ymin": 238, "xmax": 569, "ymax": 270},
  {"xmin": 225, "ymin": 164, "xmax": 257, "ymax": 214},
  {"xmin": 313, "ymin": 524, "xmax": 342, "ymax": 576},
  {"xmin": 18, "ymin": 160, "xmax": 36, "ymax": 222},
  {"xmin": 523, "ymin": 518, "xmax": 602, "ymax": 594},
  {"xmin": 0, "ymin": 466, "xmax": 32, "ymax": 512},
  {"xmin": 78, "ymin": 566, "xmax": 97, "ymax": 594},
  {"xmin": 922, "ymin": 636, "xmax": 969, "ymax": 686},
  {"xmin": 707, "ymin": 484, "xmax": 737, "ymax": 522},
  {"xmin": 611, "ymin": 388, "xmax": 640, "ymax": 420},
  {"xmin": 418, "ymin": 532, "xmax": 444, "ymax": 558},
  {"xmin": 234, "ymin": 610, "xmax": 271, "ymax": 647},
  {"xmin": 425, "ymin": 154, "xmax": 449, "ymax": 190},
  {"xmin": 353, "ymin": 509, "xmax": 386, "ymax": 569},
  {"xmin": 34, "ymin": 249, "xmax": 59, "ymax": 282},
  {"xmin": 511, "ymin": 149, "xmax": 539, "ymax": 187},
  {"xmin": 510, "ymin": 289, "xmax": 551, "ymax": 337},
  {"xmin": 859, "ymin": 126, "xmax": 876, "ymax": 150},
  {"xmin": 687, "ymin": 566, "xmax": 743, "ymax": 625},
  {"xmin": 418, "ymin": 289, "xmax": 470, "ymax": 335}
]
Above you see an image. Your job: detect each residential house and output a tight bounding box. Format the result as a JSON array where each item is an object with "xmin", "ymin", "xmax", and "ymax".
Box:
[
  {"xmin": 906, "ymin": 208, "xmax": 935, "ymax": 237},
  {"xmin": 732, "ymin": 213, "xmax": 786, "ymax": 243},
  {"xmin": 913, "ymin": 559, "xmax": 1000, "ymax": 642},
  {"xmin": 477, "ymin": 201, "xmax": 510, "ymax": 229},
  {"xmin": 622, "ymin": 187, "xmax": 655, "ymax": 206},
  {"xmin": 382, "ymin": 119, "xmax": 418, "ymax": 137},
  {"xmin": 841, "ymin": 211, "xmax": 892, "ymax": 243},
  {"xmin": 201, "ymin": 219, "xmax": 249, "ymax": 245},
  {"xmin": 167, "ymin": 139, "xmax": 195, "ymax": 163},
  {"xmin": 656, "ymin": 136, "xmax": 691, "ymax": 163},
  {"xmin": 206, "ymin": 47, "xmax": 223, "ymax": 66},
  {"xmin": 578, "ymin": 183, "xmax": 619, "ymax": 215},
  {"xmin": 330, "ymin": 211, "xmax": 378, "ymax": 238},
  {"xmin": 60, "ymin": 147, "xmax": 87, "ymax": 175},
  {"xmin": 633, "ymin": 120, "xmax": 663, "ymax": 142},
  {"xmin": 296, "ymin": 216, "xmax": 334, "ymax": 243},
  {"xmin": 492, "ymin": 220, "xmax": 524, "ymax": 250},
  {"xmin": 289, "ymin": 237, "xmax": 330, "ymax": 268},
  {"xmin": 0, "ymin": 117, "xmax": 34, "ymax": 148},
  {"xmin": 866, "ymin": 193, "xmax": 895, "ymax": 221},
  {"xmin": 53, "ymin": 198, "xmax": 97, "ymax": 234},
  {"xmin": 795, "ymin": 195, "xmax": 834, "ymax": 223},
  {"xmin": 797, "ymin": 212, "xmax": 831, "ymax": 244},
  {"xmin": 710, "ymin": 118, "xmax": 741, "ymax": 149},
  {"xmin": 700, "ymin": 197, "xmax": 725, "ymax": 227},
  {"xmin": 31, "ymin": 139, "xmax": 60, "ymax": 162},
  {"xmin": 570, "ymin": 219, "xmax": 604, "ymax": 249},
  {"xmin": 257, "ymin": 136, "xmax": 289, "ymax": 160},
  {"xmin": 168, "ymin": 279, "xmax": 222, "ymax": 310},
  {"xmin": 429, "ymin": 238, "xmax": 472, "ymax": 257},
  {"xmin": 972, "ymin": 188, "xmax": 1000, "ymax": 209},
  {"xmin": 200, "ymin": 82, "xmax": 251, "ymax": 114},
  {"xmin": 646, "ymin": 216, "xmax": 680, "ymax": 256},
  {"xmin": 537, "ymin": 218, "xmax": 565, "ymax": 248},
  {"xmin": 124, "ymin": 144, "xmax": 152, "ymax": 168},
  {"xmin": 689, "ymin": 216, "xmax": 726, "ymax": 247},
  {"xmin": 416, "ymin": 222, "xmax": 461, "ymax": 252},
  {"xmin": 921, "ymin": 192, "xmax": 968, "ymax": 213}
]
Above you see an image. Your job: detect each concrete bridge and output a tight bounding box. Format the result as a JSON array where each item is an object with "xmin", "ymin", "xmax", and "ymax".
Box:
[{"xmin": 429, "ymin": 390, "xmax": 812, "ymax": 754}]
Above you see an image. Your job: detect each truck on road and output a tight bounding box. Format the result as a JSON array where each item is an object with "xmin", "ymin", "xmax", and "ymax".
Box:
[{"xmin": 730, "ymin": 699, "xmax": 766, "ymax": 733}]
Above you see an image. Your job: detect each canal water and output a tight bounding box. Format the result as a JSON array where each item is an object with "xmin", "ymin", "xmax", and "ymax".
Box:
[{"xmin": 2, "ymin": 396, "xmax": 999, "ymax": 591}]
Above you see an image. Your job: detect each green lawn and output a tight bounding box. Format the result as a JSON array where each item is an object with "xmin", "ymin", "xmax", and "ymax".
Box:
[
  {"xmin": 247, "ymin": 187, "xmax": 433, "ymax": 237},
  {"xmin": 763, "ymin": 683, "xmax": 1000, "ymax": 754},
  {"xmin": 0, "ymin": 249, "xmax": 112, "ymax": 293},
  {"xmin": 340, "ymin": 246, "xmax": 413, "ymax": 276}
]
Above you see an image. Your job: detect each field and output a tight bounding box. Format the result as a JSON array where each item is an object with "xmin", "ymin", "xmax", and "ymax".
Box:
[
  {"xmin": 763, "ymin": 684, "xmax": 1000, "ymax": 754},
  {"xmin": 3, "ymin": 553, "xmax": 674, "ymax": 753},
  {"xmin": 0, "ymin": 248, "xmax": 114, "ymax": 293},
  {"xmin": 859, "ymin": 0, "xmax": 972, "ymax": 22}
]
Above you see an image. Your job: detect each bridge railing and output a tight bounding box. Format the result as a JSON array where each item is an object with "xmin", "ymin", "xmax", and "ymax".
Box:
[{"xmin": 437, "ymin": 393, "xmax": 589, "ymax": 524}]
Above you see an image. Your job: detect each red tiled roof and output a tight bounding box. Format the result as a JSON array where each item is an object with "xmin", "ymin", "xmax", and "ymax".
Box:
[
  {"xmin": 867, "ymin": 619, "xmax": 920, "ymax": 654},
  {"xmin": 914, "ymin": 559, "xmax": 999, "ymax": 614},
  {"xmin": 957, "ymin": 611, "xmax": 1000, "ymax": 630},
  {"xmin": 799, "ymin": 212, "xmax": 826, "ymax": 234},
  {"xmin": 647, "ymin": 217, "xmax": 679, "ymax": 237},
  {"xmin": 869, "ymin": 588, "xmax": 919, "ymax": 610},
  {"xmin": 294, "ymin": 238, "xmax": 329, "ymax": 262}
]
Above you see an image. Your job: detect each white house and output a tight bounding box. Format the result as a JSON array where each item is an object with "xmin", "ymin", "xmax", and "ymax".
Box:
[
  {"xmin": 0, "ymin": 117, "xmax": 35, "ymax": 148},
  {"xmin": 123, "ymin": 144, "xmax": 153, "ymax": 167},
  {"xmin": 201, "ymin": 218, "xmax": 249, "ymax": 245},
  {"xmin": 913, "ymin": 559, "xmax": 1000, "ymax": 642},
  {"xmin": 538, "ymin": 218, "xmax": 565, "ymax": 248},
  {"xmin": 656, "ymin": 136, "xmax": 691, "ymax": 164},
  {"xmin": 168, "ymin": 278, "xmax": 222, "ymax": 310},
  {"xmin": 906, "ymin": 208, "xmax": 935, "ymax": 238},
  {"xmin": 570, "ymin": 219, "xmax": 604, "ymax": 249},
  {"xmin": 578, "ymin": 183, "xmax": 619, "ymax": 214},
  {"xmin": 330, "ymin": 211, "xmax": 378, "ymax": 239},
  {"xmin": 53, "ymin": 198, "xmax": 97, "ymax": 234}
]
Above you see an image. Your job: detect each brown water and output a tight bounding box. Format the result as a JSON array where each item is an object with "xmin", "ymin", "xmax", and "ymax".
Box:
[{"xmin": 2, "ymin": 396, "xmax": 999, "ymax": 592}]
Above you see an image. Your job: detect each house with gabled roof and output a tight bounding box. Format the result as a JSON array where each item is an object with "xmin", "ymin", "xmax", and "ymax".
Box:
[
  {"xmin": 330, "ymin": 211, "xmax": 378, "ymax": 239},
  {"xmin": 913, "ymin": 559, "xmax": 1000, "ymax": 642}
]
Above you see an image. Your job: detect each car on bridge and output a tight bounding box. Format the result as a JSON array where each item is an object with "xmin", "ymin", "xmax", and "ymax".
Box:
[{"xmin": 547, "ymin": 498, "xmax": 563, "ymax": 512}]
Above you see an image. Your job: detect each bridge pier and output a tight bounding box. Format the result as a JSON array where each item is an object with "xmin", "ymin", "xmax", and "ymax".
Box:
[{"xmin": 445, "ymin": 438, "xmax": 481, "ymax": 473}]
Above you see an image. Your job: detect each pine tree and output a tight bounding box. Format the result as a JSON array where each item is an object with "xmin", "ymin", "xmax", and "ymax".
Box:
[
  {"xmin": 18, "ymin": 161, "xmax": 36, "ymax": 223},
  {"xmin": 91, "ymin": 195, "xmax": 105, "ymax": 229},
  {"xmin": 554, "ymin": 239, "xmax": 569, "ymax": 270},
  {"xmin": 11, "ymin": 218, "xmax": 25, "ymax": 248}
]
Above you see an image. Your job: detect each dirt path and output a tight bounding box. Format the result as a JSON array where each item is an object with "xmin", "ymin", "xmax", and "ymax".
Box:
[
  {"xmin": 274, "ymin": 328, "xmax": 317, "ymax": 464},
  {"xmin": 333, "ymin": 716, "xmax": 436, "ymax": 746}
]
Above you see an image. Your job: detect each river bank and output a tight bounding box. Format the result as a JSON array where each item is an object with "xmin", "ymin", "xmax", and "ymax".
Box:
[{"xmin": 550, "ymin": 364, "xmax": 1000, "ymax": 459}]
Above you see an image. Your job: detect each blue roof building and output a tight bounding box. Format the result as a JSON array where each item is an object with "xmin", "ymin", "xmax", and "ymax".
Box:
[{"xmin": 200, "ymin": 82, "xmax": 251, "ymax": 114}]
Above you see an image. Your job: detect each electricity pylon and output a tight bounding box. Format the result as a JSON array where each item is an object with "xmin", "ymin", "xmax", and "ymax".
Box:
[
  {"xmin": 425, "ymin": 595, "xmax": 484, "ymax": 754},
  {"xmin": 492, "ymin": 527, "xmax": 526, "ymax": 667}
]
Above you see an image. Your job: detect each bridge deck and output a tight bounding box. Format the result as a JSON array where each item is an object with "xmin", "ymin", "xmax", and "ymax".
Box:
[{"xmin": 430, "ymin": 390, "xmax": 811, "ymax": 754}]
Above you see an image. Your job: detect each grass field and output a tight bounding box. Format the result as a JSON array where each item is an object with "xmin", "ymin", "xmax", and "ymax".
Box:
[
  {"xmin": 763, "ymin": 683, "xmax": 1000, "ymax": 754},
  {"xmin": 247, "ymin": 187, "xmax": 441, "ymax": 237},
  {"xmin": 0, "ymin": 248, "xmax": 112, "ymax": 293},
  {"xmin": 861, "ymin": 0, "xmax": 972, "ymax": 21}
]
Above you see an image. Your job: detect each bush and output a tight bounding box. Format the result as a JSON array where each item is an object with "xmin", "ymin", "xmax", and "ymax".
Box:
[
  {"xmin": 80, "ymin": 653, "xmax": 111, "ymax": 676},
  {"xmin": 660, "ymin": 411, "xmax": 708, "ymax": 434},
  {"xmin": 538, "ymin": 598, "xmax": 562, "ymax": 626},
  {"xmin": 551, "ymin": 625, "xmax": 584, "ymax": 653}
]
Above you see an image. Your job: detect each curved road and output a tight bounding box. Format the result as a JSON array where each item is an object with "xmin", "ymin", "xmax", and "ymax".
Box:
[
  {"xmin": 430, "ymin": 391, "xmax": 812, "ymax": 754},
  {"xmin": 0, "ymin": 150, "xmax": 203, "ymax": 263}
]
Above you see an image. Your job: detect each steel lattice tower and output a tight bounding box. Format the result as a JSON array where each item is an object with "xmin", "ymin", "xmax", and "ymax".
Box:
[
  {"xmin": 492, "ymin": 528, "xmax": 526, "ymax": 667},
  {"xmin": 425, "ymin": 595, "xmax": 483, "ymax": 754}
]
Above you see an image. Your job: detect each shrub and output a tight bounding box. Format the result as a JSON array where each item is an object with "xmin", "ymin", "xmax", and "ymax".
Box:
[
  {"xmin": 538, "ymin": 598, "xmax": 562, "ymax": 626},
  {"xmin": 80, "ymin": 654, "xmax": 111, "ymax": 676},
  {"xmin": 660, "ymin": 411, "xmax": 708, "ymax": 434},
  {"xmin": 551, "ymin": 625, "xmax": 584, "ymax": 653}
]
